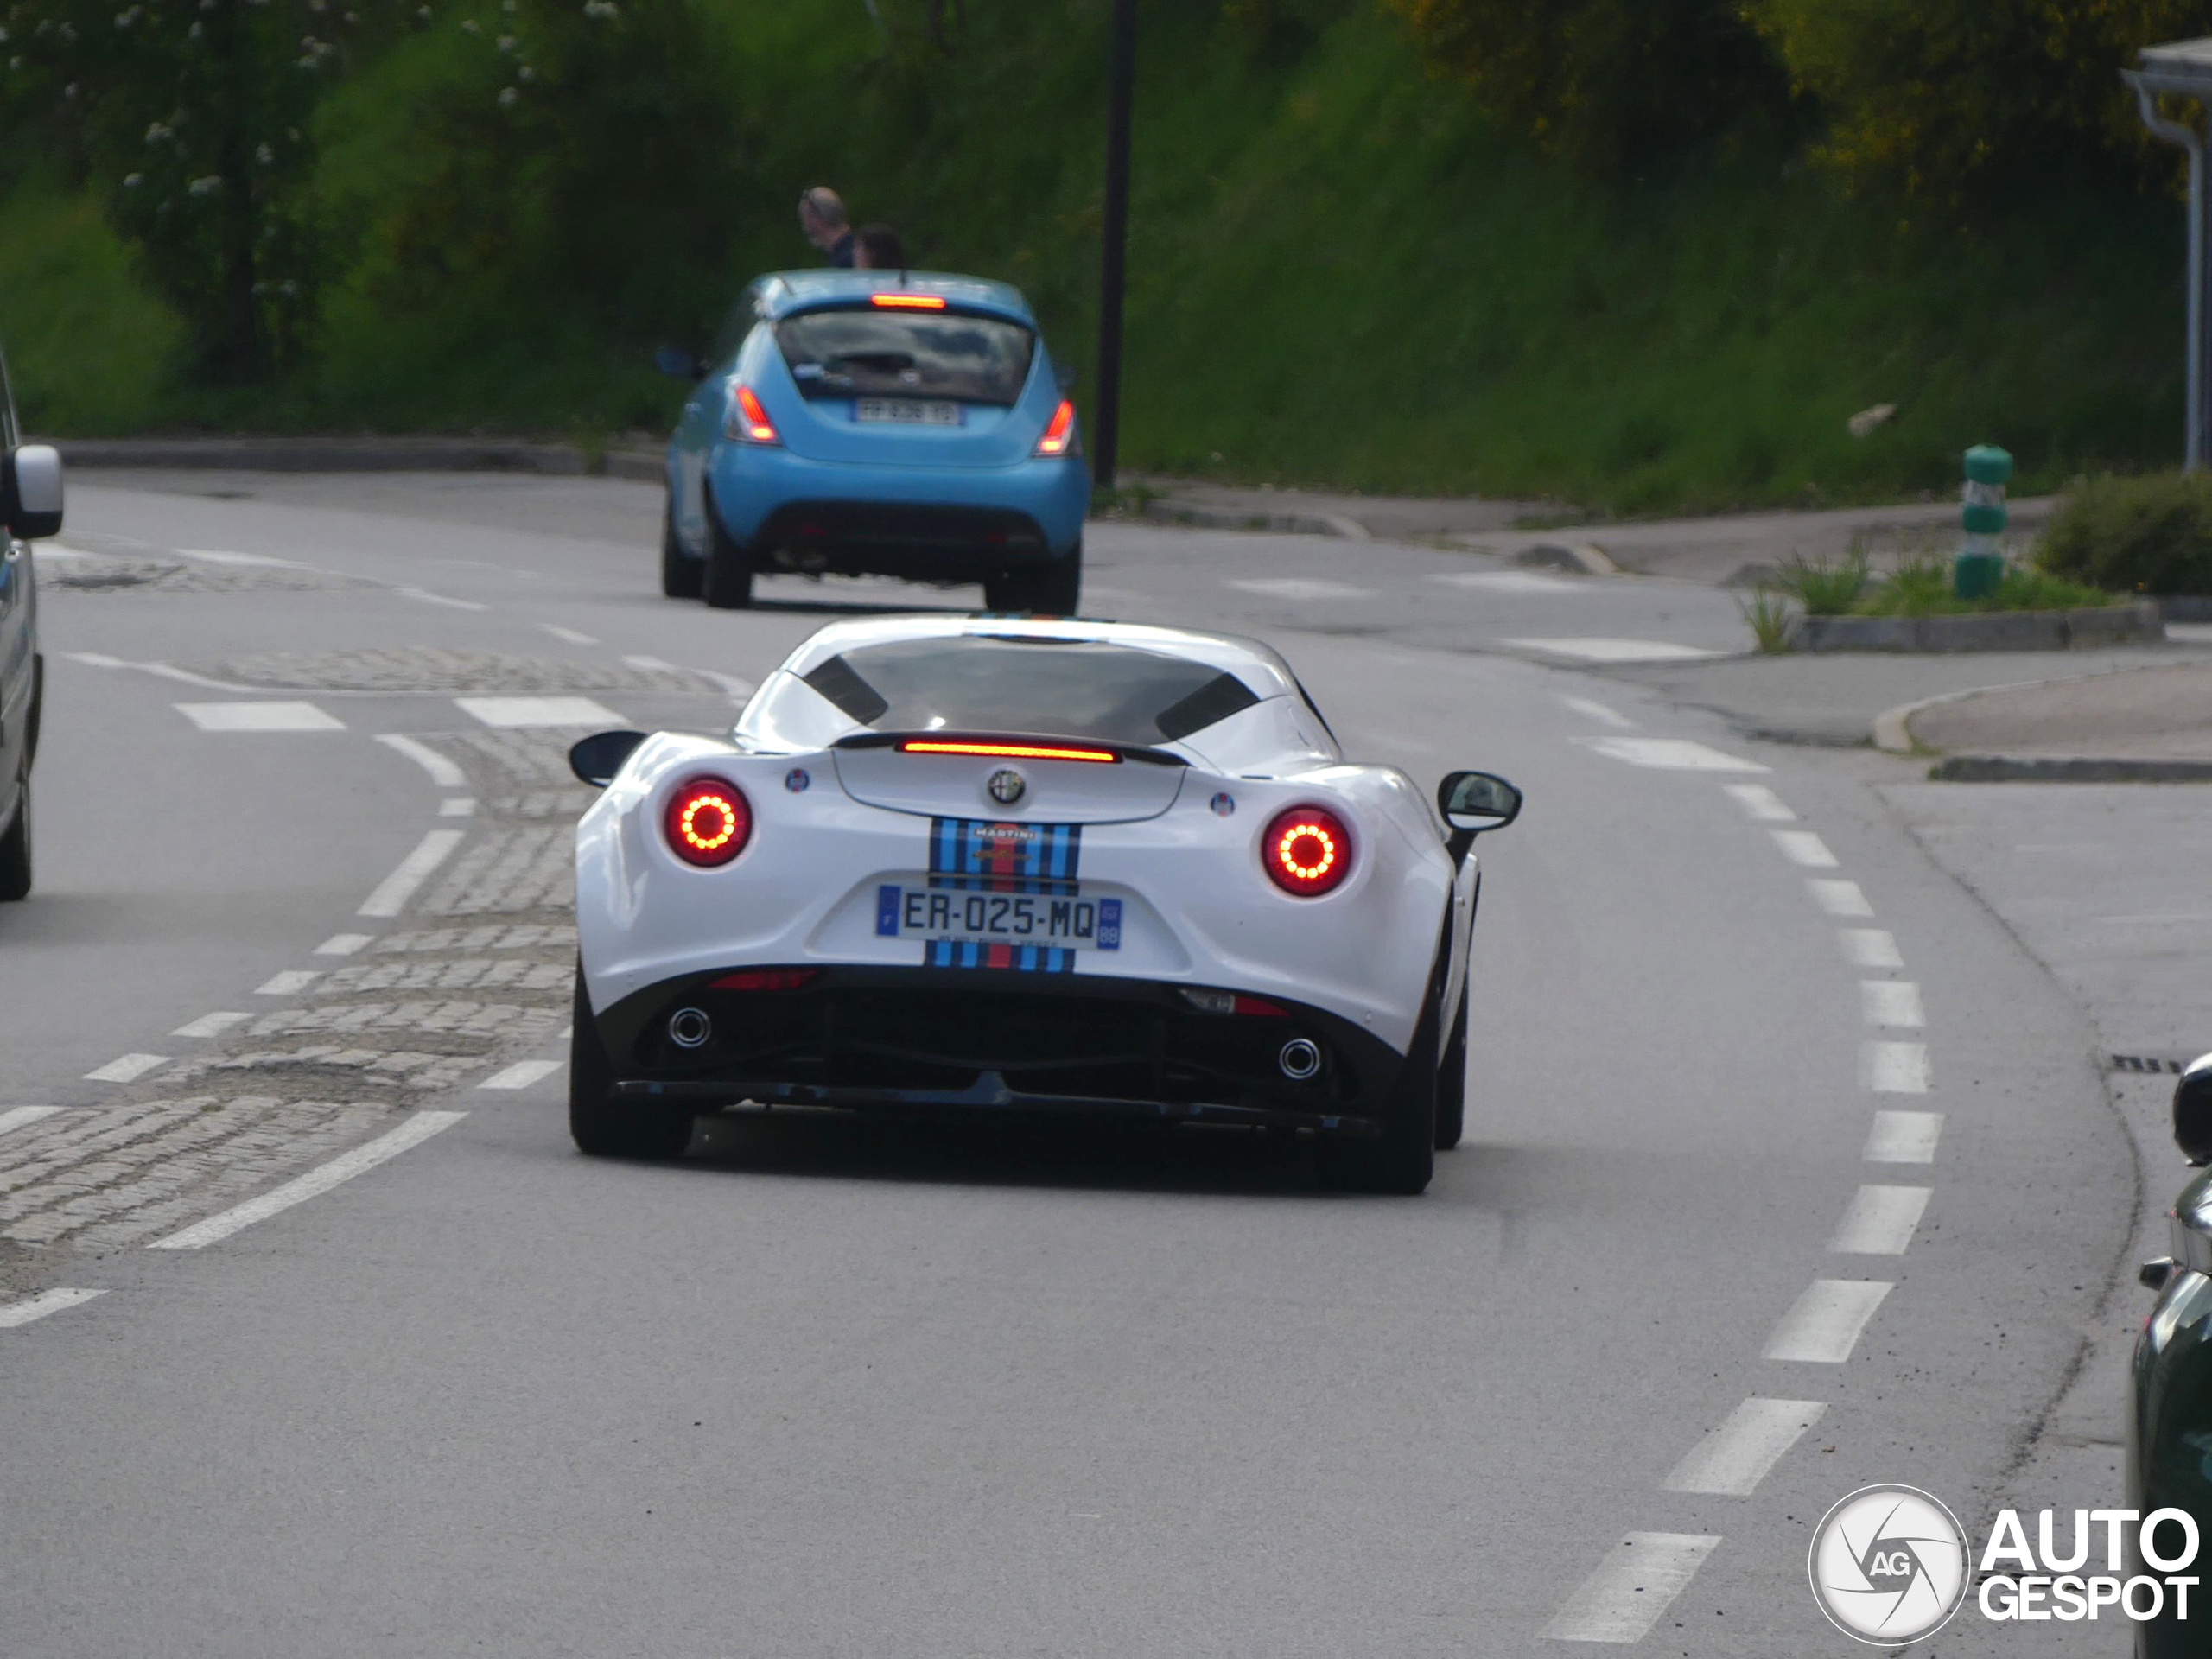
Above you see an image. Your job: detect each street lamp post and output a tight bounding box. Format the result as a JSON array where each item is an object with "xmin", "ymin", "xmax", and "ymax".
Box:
[
  {"xmin": 1091, "ymin": 0, "xmax": 1136, "ymax": 491},
  {"xmin": 2125, "ymin": 39, "xmax": 2212, "ymax": 470}
]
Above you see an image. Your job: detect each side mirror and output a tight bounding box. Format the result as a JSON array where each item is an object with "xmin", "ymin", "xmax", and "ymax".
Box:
[
  {"xmin": 654, "ymin": 346, "xmax": 706, "ymax": 381},
  {"xmin": 6, "ymin": 444, "xmax": 64, "ymax": 539},
  {"xmin": 2176, "ymin": 1053, "xmax": 2212, "ymax": 1166},
  {"xmin": 570, "ymin": 729, "xmax": 648, "ymax": 788},
  {"xmin": 1438, "ymin": 770, "xmax": 1522, "ymax": 859}
]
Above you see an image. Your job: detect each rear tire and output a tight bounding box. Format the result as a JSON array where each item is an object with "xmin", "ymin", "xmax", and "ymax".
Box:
[
  {"xmin": 660, "ymin": 495, "xmax": 703, "ymax": 599},
  {"xmin": 1433, "ymin": 982, "xmax": 1468, "ymax": 1150},
  {"xmin": 702, "ymin": 488, "xmax": 754, "ymax": 610},
  {"xmin": 0, "ymin": 771, "xmax": 29, "ymax": 902},
  {"xmin": 1321, "ymin": 994, "xmax": 1437, "ymax": 1195},
  {"xmin": 569, "ymin": 969, "xmax": 694, "ymax": 1159},
  {"xmin": 982, "ymin": 539, "xmax": 1081, "ymax": 614}
]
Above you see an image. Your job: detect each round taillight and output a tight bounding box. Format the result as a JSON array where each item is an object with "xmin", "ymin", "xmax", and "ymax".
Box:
[
  {"xmin": 664, "ymin": 776, "xmax": 752, "ymax": 868},
  {"xmin": 1262, "ymin": 805, "xmax": 1351, "ymax": 896}
]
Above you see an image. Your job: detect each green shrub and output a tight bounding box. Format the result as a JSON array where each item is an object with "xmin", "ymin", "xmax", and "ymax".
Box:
[
  {"xmin": 1774, "ymin": 547, "xmax": 1870, "ymax": 613},
  {"xmin": 1737, "ymin": 587, "xmax": 1795, "ymax": 652},
  {"xmin": 1858, "ymin": 554, "xmax": 2112, "ymax": 615},
  {"xmin": 2037, "ymin": 471, "xmax": 2212, "ymax": 595}
]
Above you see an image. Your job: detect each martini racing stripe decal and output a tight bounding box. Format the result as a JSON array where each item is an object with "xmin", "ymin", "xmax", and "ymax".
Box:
[
  {"xmin": 927, "ymin": 817, "xmax": 1080, "ymax": 893},
  {"xmin": 925, "ymin": 940, "xmax": 1076, "ymax": 973}
]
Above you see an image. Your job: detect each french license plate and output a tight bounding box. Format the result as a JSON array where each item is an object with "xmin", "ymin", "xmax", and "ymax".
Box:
[
  {"xmin": 876, "ymin": 885, "xmax": 1121, "ymax": 950},
  {"xmin": 855, "ymin": 397, "xmax": 963, "ymax": 426}
]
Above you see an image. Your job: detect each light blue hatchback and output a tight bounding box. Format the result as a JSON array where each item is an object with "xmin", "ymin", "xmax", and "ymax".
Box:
[{"xmin": 659, "ymin": 270, "xmax": 1089, "ymax": 613}]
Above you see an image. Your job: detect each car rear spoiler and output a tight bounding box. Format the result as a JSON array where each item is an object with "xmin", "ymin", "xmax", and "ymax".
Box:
[{"xmin": 832, "ymin": 731, "xmax": 1186, "ymax": 767}]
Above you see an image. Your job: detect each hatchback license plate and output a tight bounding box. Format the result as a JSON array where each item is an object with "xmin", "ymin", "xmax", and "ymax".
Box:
[
  {"xmin": 855, "ymin": 397, "xmax": 963, "ymax": 426},
  {"xmin": 877, "ymin": 886, "xmax": 1121, "ymax": 950}
]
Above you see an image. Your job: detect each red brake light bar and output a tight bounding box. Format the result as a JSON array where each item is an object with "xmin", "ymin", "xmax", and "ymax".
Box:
[
  {"xmin": 709, "ymin": 969, "xmax": 818, "ymax": 992},
  {"xmin": 1034, "ymin": 397, "xmax": 1077, "ymax": 457},
  {"xmin": 871, "ymin": 293, "xmax": 946, "ymax": 309},
  {"xmin": 900, "ymin": 740, "xmax": 1120, "ymax": 763}
]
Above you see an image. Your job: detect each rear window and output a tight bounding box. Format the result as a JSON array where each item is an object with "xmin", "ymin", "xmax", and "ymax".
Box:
[
  {"xmin": 799, "ymin": 638, "xmax": 1260, "ymax": 746},
  {"xmin": 775, "ymin": 308, "xmax": 1035, "ymax": 406}
]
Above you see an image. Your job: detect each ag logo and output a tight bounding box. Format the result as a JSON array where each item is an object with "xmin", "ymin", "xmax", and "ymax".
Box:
[
  {"xmin": 1809, "ymin": 1484, "xmax": 1969, "ymax": 1645},
  {"xmin": 986, "ymin": 767, "xmax": 1026, "ymax": 805}
]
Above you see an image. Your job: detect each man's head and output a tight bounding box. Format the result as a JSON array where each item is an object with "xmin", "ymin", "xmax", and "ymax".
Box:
[
  {"xmin": 798, "ymin": 187, "xmax": 849, "ymax": 251},
  {"xmin": 854, "ymin": 224, "xmax": 906, "ymax": 271}
]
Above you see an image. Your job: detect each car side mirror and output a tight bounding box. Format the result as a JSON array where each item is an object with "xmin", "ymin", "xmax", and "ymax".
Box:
[
  {"xmin": 570, "ymin": 729, "xmax": 648, "ymax": 788},
  {"xmin": 2176, "ymin": 1053, "xmax": 2212, "ymax": 1166},
  {"xmin": 6, "ymin": 444, "xmax": 64, "ymax": 540},
  {"xmin": 1438, "ymin": 770, "xmax": 1522, "ymax": 859},
  {"xmin": 654, "ymin": 346, "xmax": 706, "ymax": 381}
]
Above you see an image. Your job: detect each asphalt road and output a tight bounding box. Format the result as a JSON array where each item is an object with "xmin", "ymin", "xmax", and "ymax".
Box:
[{"xmin": 0, "ymin": 473, "xmax": 2135, "ymax": 1656}]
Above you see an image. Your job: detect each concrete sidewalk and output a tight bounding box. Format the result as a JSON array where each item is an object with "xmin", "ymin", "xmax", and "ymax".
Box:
[{"xmin": 1902, "ymin": 663, "xmax": 2212, "ymax": 779}]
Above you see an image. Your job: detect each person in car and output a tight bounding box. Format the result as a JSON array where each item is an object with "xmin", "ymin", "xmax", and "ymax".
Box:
[
  {"xmin": 853, "ymin": 224, "xmax": 906, "ymax": 270},
  {"xmin": 798, "ymin": 188, "xmax": 855, "ymax": 268}
]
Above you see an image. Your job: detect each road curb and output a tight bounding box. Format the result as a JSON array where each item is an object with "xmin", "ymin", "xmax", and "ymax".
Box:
[
  {"xmin": 1929, "ymin": 754, "xmax": 2212, "ymax": 783},
  {"xmin": 1134, "ymin": 499, "xmax": 1372, "ymax": 540},
  {"xmin": 55, "ymin": 435, "xmax": 664, "ymax": 483},
  {"xmin": 1788, "ymin": 600, "xmax": 2164, "ymax": 652}
]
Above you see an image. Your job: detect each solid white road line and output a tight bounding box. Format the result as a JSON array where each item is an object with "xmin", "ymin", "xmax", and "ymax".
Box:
[
  {"xmin": 1771, "ymin": 829, "xmax": 1838, "ymax": 868},
  {"xmin": 394, "ymin": 586, "xmax": 487, "ymax": 611},
  {"xmin": 1662, "ymin": 1398, "xmax": 1827, "ymax": 1496},
  {"xmin": 358, "ymin": 830, "xmax": 466, "ymax": 918},
  {"xmin": 373, "ymin": 733, "xmax": 467, "ymax": 789},
  {"xmin": 0, "ymin": 1287, "xmax": 106, "ymax": 1328},
  {"xmin": 1582, "ymin": 736, "xmax": 1768, "ymax": 772},
  {"xmin": 538, "ymin": 623, "xmax": 599, "ymax": 645},
  {"xmin": 175, "ymin": 701, "xmax": 345, "ymax": 733},
  {"xmin": 1541, "ymin": 1533, "xmax": 1722, "ymax": 1643},
  {"xmin": 0, "ymin": 1105, "xmax": 63, "ymax": 1137},
  {"xmin": 438, "ymin": 796, "xmax": 476, "ymax": 817},
  {"xmin": 171, "ymin": 1011, "xmax": 251, "ymax": 1039},
  {"xmin": 1722, "ymin": 783, "xmax": 1795, "ymax": 821},
  {"xmin": 1829, "ymin": 1185, "xmax": 1933, "ymax": 1255},
  {"xmin": 84, "ymin": 1053, "xmax": 168, "ymax": 1084},
  {"xmin": 1864, "ymin": 1041, "xmax": 1930, "ymax": 1094},
  {"xmin": 256, "ymin": 969, "xmax": 321, "ymax": 996},
  {"xmin": 479, "ymin": 1059, "xmax": 562, "ymax": 1090},
  {"xmin": 1764, "ymin": 1279, "xmax": 1892, "ymax": 1363},
  {"xmin": 1503, "ymin": 637, "xmax": 1724, "ymax": 663},
  {"xmin": 1865, "ymin": 1109, "xmax": 1944, "ymax": 1164},
  {"xmin": 454, "ymin": 695, "xmax": 625, "ymax": 728},
  {"xmin": 1861, "ymin": 980, "xmax": 1924, "ymax": 1027},
  {"xmin": 1434, "ymin": 570, "xmax": 1581, "ymax": 594},
  {"xmin": 148, "ymin": 1110, "xmax": 466, "ymax": 1250},
  {"xmin": 1223, "ymin": 576, "xmax": 1375, "ymax": 601},
  {"xmin": 1840, "ymin": 928, "xmax": 1904, "ymax": 969},
  {"xmin": 1556, "ymin": 695, "xmax": 1636, "ymax": 728},
  {"xmin": 315, "ymin": 932, "xmax": 374, "ymax": 957},
  {"xmin": 1810, "ymin": 878, "xmax": 1873, "ymax": 917}
]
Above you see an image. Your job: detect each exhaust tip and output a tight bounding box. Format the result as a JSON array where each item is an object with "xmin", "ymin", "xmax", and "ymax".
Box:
[
  {"xmin": 668, "ymin": 1007, "xmax": 713, "ymax": 1050},
  {"xmin": 1278, "ymin": 1038, "xmax": 1321, "ymax": 1081}
]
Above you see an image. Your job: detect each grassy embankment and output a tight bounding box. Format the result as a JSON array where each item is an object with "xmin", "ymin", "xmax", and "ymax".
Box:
[{"xmin": 0, "ymin": 1, "xmax": 2187, "ymax": 514}]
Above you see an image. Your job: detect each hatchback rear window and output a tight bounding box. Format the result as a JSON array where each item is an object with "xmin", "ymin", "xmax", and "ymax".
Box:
[
  {"xmin": 776, "ymin": 309, "xmax": 1035, "ymax": 406},
  {"xmin": 798, "ymin": 638, "xmax": 1260, "ymax": 746}
]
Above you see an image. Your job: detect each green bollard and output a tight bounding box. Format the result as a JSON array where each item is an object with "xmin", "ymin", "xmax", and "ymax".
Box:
[{"xmin": 1955, "ymin": 444, "xmax": 2012, "ymax": 601}]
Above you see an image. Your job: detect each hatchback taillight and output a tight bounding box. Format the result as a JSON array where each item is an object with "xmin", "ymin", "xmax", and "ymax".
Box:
[
  {"xmin": 1262, "ymin": 806, "xmax": 1351, "ymax": 897},
  {"xmin": 1034, "ymin": 398, "xmax": 1078, "ymax": 457},
  {"xmin": 665, "ymin": 777, "xmax": 752, "ymax": 867},
  {"xmin": 726, "ymin": 384, "xmax": 779, "ymax": 445}
]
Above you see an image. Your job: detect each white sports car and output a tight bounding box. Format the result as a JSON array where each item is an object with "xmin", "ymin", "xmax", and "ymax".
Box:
[{"xmin": 568, "ymin": 614, "xmax": 1521, "ymax": 1192}]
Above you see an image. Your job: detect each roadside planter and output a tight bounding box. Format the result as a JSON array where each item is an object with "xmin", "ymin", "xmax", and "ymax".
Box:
[{"xmin": 1784, "ymin": 600, "xmax": 2165, "ymax": 652}]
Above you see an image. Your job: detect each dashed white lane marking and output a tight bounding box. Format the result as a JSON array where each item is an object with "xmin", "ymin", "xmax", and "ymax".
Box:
[
  {"xmin": 373, "ymin": 733, "xmax": 467, "ymax": 789},
  {"xmin": 696, "ymin": 669, "xmax": 756, "ymax": 702},
  {"xmin": 394, "ymin": 586, "xmax": 488, "ymax": 612},
  {"xmin": 1223, "ymin": 576, "xmax": 1374, "ymax": 602},
  {"xmin": 1582, "ymin": 736, "xmax": 1767, "ymax": 772},
  {"xmin": 148, "ymin": 1110, "xmax": 467, "ymax": 1250},
  {"xmin": 479, "ymin": 1059, "xmax": 562, "ymax": 1090},
  {"xmin": 1830, "ymin": 1185, "xmax": 1933, "ymax": 1255},
  {"xmin": 84, "ymin": 1053, "xmax": 169, "ymax": 1084},
  {"xmin": 1434, "ymin": 570, "xmax": 1581, "ymax": 594},
  {"xmin": 256, "ymin": 969, "xmax": 321, "ymax": 996},
  {"xmin": 174, "ymin": 701, "xmax": 345, "ymax": 733},
  {"xmin": 1556, "ymin": 695, "xmax": 1636, "ymax": 728},
  {"xmin": 1771, "ymin": 829, "xmax": 1838, "ymax": 868},
  {"xmin": 0, "ymin": 1105, "xmax": 63, "ymax": 1137},
  {"xmin": 538, "ymin": 624, "xmax": 599, "ymax": 645},
  {"xmin": 438, "ymin": 797, "xmax": 476, "ymax": 817},
  {"xmin": 315, "ymin": 932, "xmax": 374, "ymax": 957},
  {"xmin": 1662, "ymin": 1398, "xmax": 1827, "ymax": 1496},
  {"xmin": 1840, "ymin": 928, "xmax": 1904, "ymax": 969},
  {"xmin": 622, "ymin": 654, "xmax": 672, "ymax": 671},
  {"xmin": 1863, "ymin": 1040, "xmax": 1930, "ymax": 1094},
  {"xmin": 175, "ymin": 547, "xmax": 315, "ymax": 570},
  {"xmin": 1861, "ymin": 980, "xmax": 1924, "ymax": 1028},
  {"xmin": 0, "ymin": 1288, "xmax": 106, "ymax": 1328},
  {"xmin": 1764, "ymin": 1279, "xmax": 1892, "ymax": 1363},
  {"xmin": 1540, "ymin": 1532, "xmax": 1722, "ymax": 1643},
  {"xmin": 1810, "ymin": 878, "xmax": 1872, "ymax": 917},
  {"xmin": 171, "ymin": 1011, "xmax": 251, "ymax": 1039},
  {"xmin": 1503, "ymin": 637, "xmax": 1725, "ymax": 663},
  {"xmin": 454, "ymin": 696, "xmax": 626, "ymax": 728},
  {"xmin": 1722, "ymin": 783, "xmax": 1794, "ymax": 821},
  {"xmin": 1865, "ymin": 1109, "xmax": 1943, "ymax": 1164},
  {"xmin": 358, "ymin": 830, "xmax": 467, "ymax": 918}
]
